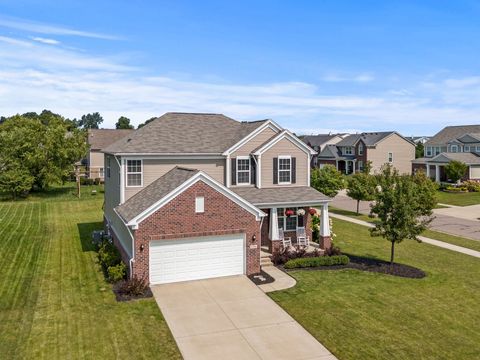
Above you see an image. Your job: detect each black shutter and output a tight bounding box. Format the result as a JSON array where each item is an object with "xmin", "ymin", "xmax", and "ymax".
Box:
[
  {"xmin": 250, "ymin": 158, "xmax": 256, "ymax": 185},
  {"xmin": 231, "ymin": 158, "xmax": 236, "ymax": 185},
  {"xmin": 273, "ymin": 157, "xmax": 278, "ymax": 184},
  {"xmin": 291, "ymin": 157, "xmax": 296, "ymax": 184}
]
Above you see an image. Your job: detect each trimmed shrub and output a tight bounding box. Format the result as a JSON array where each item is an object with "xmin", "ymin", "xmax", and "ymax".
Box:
[
  {"xmin": 324, "ymin": 244, "xmax": 342, "ymax": 256},
  {"xmin": 463, "ymin": 180, "xmax": 480, "ymax": 192},
  {"xmin": 98, "ymin": 240, "xmax": 122, "ymax": 269},
  {"xmin": 445, "ymin": 185, "xmax": 468, "ymax": 192},
  {"xmin": 271, "ymin": 246, "xmax": 323, "ymax": 265},
  {"xmin": 284, "ymin": 255, "xmax": 349, "ymax": 269},
  {"xmin": 107, "ymin": 262, "xmax": 127, "ymax": 282}
]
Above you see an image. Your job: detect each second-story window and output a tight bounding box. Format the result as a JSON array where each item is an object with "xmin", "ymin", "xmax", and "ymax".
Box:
[
  {"xmin": 425, "ymin": 147, "xmax": 432, "ymax": 156},
  {"xmin": 451, "ymin": 145, "xmax": 458, "ymax": 153},
  {"xmin": 236, "ymin": 157, "xmax": 250, "ymax": 185},
  {"xmin": 278, "ymin": 156, "xmax": 291, "ymax": 184},
  {"xmin": 126, "ymin": 159, "xmax": 142, "ymax": 187},
  {"xmin": 358, "ymin": 143, "xmax": 364, "ymax": 155},
  {"xmin": 388, "ymin": 152, "xmax": 393, "ymax": 163},
  {"xmin": 344, "ymin": 147, "xmax": 353, "ymax": 155}
]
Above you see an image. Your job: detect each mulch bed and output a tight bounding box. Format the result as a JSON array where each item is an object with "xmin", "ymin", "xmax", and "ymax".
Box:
[
  {"xmin": 282, "ymin": 254, "xmax": 426, "ymax": 279},
  {"xmin": 248, "ymin": 269, "xmax": 275, "ymax": 285},
  {"xmin": 112, "ymin": 283, "xmax": 153, "ymax": 302}
]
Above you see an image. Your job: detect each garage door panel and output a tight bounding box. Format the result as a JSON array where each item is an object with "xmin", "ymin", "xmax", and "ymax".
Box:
[{"xmin": 149, "ymin": 234, "xmax": 245, "ymax": 284}]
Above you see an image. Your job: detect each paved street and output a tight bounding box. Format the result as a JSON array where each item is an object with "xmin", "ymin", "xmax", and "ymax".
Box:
[{"xmin": 331, "ymin": 193, "xmax": 480, "ymax": 241}]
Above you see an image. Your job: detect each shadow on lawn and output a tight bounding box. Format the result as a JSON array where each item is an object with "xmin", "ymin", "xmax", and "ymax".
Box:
[{"xmin": 77, "ymin": 222, "xmax": 104, "ymax": 252}]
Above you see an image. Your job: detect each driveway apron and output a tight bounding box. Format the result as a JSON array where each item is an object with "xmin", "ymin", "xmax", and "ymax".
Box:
[{"xmin": 152, "ymin": 275, "xmax": 336, "ymax": 360}]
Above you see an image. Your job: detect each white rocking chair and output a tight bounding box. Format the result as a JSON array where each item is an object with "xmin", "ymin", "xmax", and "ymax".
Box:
[
  {"xmin": 296, "ymin": 227, "xmax": 310, "ymax": 247},
  {"xmin": 278, "ymin": 228, "xmax": 292, "ymax": 248}
]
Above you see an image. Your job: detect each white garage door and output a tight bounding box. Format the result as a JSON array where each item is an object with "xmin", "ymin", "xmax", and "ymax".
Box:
[{"xmin": 149, "ymin": 234, "xmax": 245, "ymax": 284}]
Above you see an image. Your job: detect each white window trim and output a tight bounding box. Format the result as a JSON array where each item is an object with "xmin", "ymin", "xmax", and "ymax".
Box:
[
  {"xmin": 388, "ymin": 152, "xmax": 393, "ymax": 163},
  {"xmin": 99, "ymin": 167, "xmax": 105, "ymax": 178},
  {"xmin": 476, "ymin": 146, "xmax": 480, "ymax": 152},
  {"xmin": 344, "ymin": 147, "xmax": 353, "ymax": 155},
  {"xmin": 126, "ymin": 159, "xmax": 143, "ymax": 188},
  {"xmin": 425, "ymin": 147, "xmax": 432, "ymax": 157},
  {"xmin": 465, "ymin": 145, "xmax": 470, "ymax": 152},
  {"xmin": 358, "ymin": 144, "xmax": 364, "ymax": 155},
  {"xmin": 195, "ymin": 196, "xmax": 205, "ymax": 213},
  {"xmin": 236, "ymin": 156, "xmax": 251, "ymax": 186},
  {"xmin": 277, "ymin": 207, "xmax": 298, "ymax": 232},
  {"xmin": 451, "ymin": 145, "xmax": 458, "ymax": 153},
  {"xmin": 278, "ymin": 155, "xmax": 292, "ymax": 185}
]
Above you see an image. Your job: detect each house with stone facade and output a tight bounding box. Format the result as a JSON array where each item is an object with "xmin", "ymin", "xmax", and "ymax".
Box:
[
  {"xmin": 102, "ymin": 112, "xmax": 331, "ymax": 285},
  {"xmin": 316, "ymin": 131, "xmax": 415, "ymax": 175},
  {"xmin": 412, "ymin": 124, "xmax": 480, "ymax": 182}
]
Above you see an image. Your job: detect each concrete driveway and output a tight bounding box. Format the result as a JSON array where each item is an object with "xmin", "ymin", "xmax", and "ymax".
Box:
[{"xmin": 152, "ymin": 275, "xmax": 336, "ymax": 360}]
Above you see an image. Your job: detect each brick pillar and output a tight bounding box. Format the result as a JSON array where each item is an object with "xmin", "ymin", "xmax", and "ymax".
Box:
[
  {"xmin": 319, "ymin": 236, "xmax": 332, "ymax": 250},
  {"xmin": 271, "ymin": 239, "xmax": 282, "ymax": 255}
]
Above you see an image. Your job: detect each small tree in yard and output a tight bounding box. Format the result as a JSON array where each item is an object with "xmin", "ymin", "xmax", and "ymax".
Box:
[
  {"xmin": 347, "ymin": 172, "xmax": 376, "ymax": 214},
  {"xmin": 444, "ymin": 160, "xmax": 468, "ymax": 183},
  {"xmin": 370, "ymin": 164, "xmax": 436, "ymax": 264},
  {"xmin": 311, "ymin": 165, "xmax": 345, "ymax": 197},
  {"xmin": 0, "ymin": 164, "xmax": 34, "ymax": 200}
]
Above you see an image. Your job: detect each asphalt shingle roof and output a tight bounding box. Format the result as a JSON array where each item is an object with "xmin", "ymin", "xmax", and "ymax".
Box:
[
  {"xmin": 103, "ymin": 112, "xmax": 268, "ymax": 154},
  {"xmin": 426, "ymin": 125, "xmax": 480, "ymax": 146},
  {"xmin": 430, "ymin": 152, "xmax": 480, "ymax": 165},
  {"xmin": 115, "ymin": 167, "xmax": 199, "ymax": 222},
  {"xmin": 232, "ymin": 186, "xmax": 330, "ymax": 207},
  {"xmin": 336, "ymin": 132, "xmax": 396, "ymax": 147},
  {"xmin": 302, "ymin": 134, "xmax": 338, "ymax": 148},
  {"xmin": 87, "ymin": 129, "xmax": 135, "ymax": 150}
]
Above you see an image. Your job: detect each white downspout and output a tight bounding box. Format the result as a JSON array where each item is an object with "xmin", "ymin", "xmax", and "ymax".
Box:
[{"xmin": 126, "ymin": 225, "xmax": 135, "ymax": 279}]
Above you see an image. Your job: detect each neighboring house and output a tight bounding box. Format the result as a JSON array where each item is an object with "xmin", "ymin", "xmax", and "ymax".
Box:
[
  {"xmin": 317, "ymin": 132, "xmax": 415, "ymax": 174},
  {"xmin": 87, "ymin": 129, "xmax": 135, "ymax": 179},
  {"xmin": 102, "ymin": 112, "xmax": 331, "ymax": 285},
  {"xmin": 302, "ymin": 134, "xmax": 346, "ymax": 167},
  {"xmin": 407, "ymin": 136, "xmax": 431, "ymax": 144},
  {"xmin": 412, "ymin": 125, "xmax": 480, "ymax": 182}
]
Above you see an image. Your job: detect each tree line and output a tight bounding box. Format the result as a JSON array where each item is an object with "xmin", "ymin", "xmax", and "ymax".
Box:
[{"xmin": 0, "ymin": 110, "xmax": 156, "ymax": 199}]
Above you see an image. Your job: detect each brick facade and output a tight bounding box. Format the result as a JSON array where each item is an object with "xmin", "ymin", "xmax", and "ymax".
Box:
[{"xmin": 131, "ymin": 181, "xmax": 261, "ymax": 282}]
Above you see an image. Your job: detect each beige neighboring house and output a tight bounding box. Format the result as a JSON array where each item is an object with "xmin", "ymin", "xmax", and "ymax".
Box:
[
  {"xmin": 87, "ymin": 129, "xmax": 134, "ymax": 179},
  {"xmin": 317, "ymin": 131, "xmax": 415, "ymax": 174},
  {"xmin": 102, "ymin": 112, "xmax": 332, "ymax": 285},
  {"xmin": 412, "ymin": 124, "xmax": 480, "ymax": 182}
]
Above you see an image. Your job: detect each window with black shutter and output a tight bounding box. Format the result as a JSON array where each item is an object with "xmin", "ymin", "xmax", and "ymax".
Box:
[
  {"xmin": 231, "ymin": 158, "xmax": 236, "ymax": 185},
  {"xmin": 273, "ymin": 157, "xmax": 278, "ymax": 184}
]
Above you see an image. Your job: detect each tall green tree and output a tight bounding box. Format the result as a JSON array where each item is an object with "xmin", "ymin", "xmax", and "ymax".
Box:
[
  {"xmin": 115, "ymin": 116, "xmax": 134, "ymax": 129},
  {"xmin": 444, "ymin": 160, "xmax": 468, "ymax": 183},
  {"xmin": 415, "ymin": 142, "xmax": 424, "ymax": 159},
  {"xmin": 311, "ymin": 165, "xmax": 345, "ymax": 197},
  {"xmin": 0, "ymin": 113, "xmax": 87, "ymax": 194},
  {"xmin": 137, "ymin": 117, "xmax": 157, "ymax": 129},
  {"xmin": 370, "ymin": 165, "xmax": 436, "ymax": 264},
  {"xmin": 346, "ymin": 172, "xmax": 376, "ymax": 214},
  {"xmin": 77, "ymin": 112, "xmax": 104, "ymax": 129}
]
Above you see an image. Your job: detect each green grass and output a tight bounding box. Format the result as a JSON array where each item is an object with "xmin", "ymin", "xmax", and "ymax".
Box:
[
  {"xmin": 270, "ymin": 218, "xmax": 480, "ymax": 360},
  {"xmin": 0, "ymin": 188, "xmax": 180, "ymax": 359},
  {"xmin": 436, "ymin": 190, "xmax": 480, "ymax": 206},
  {"xmin": 329, "ymin": 207, "xmax": 480, "ymax": 252},
  {"xmin": 0, "ymin": 183, "xmax": 105, "ymax": 203}
]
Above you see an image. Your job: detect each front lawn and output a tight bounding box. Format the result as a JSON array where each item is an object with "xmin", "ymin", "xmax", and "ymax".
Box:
[
  {"xmin": 436, "ymin": 190, "xmax": 480, "ymax": 206},
  {"xmin": 270, "ymin": 218, "xmax": 480, "ymax": 360},
  {"xmin": 0, "ymin": 188, "xmax": 180, "ymax": 359}
]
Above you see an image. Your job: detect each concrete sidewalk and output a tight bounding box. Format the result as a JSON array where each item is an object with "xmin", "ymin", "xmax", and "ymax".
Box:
[
  {"xmin": 152, "ymin": 275, "xmax": 337, "ymax": 360},
  {"xmin": 330, "ymin": 212, "xmax": 480, "ymax": 259}
]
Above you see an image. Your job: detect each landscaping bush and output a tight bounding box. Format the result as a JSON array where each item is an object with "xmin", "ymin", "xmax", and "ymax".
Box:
[
  {"xmin": 107, "ymin": 262, "xmax": 127, "ymax": 282},
  {"xmin": 463, "ymin": 180, "xmax": 480, "ymax": 192},
  {"xmin": 445, "ymin": 185, "xmax": 468, "ymax": 192},
  {"xmin": 271, "ymin": 246, "xmax": 322, "ymax": 265},
  {"xmin": 94, "ymin": 177, "xmax": 101, "ymax": 185},
  {"xmin": 98, "ymin": 240, "xmax": 122, "ymax": 269},
  {"xmin": 324, "ymin": 244, "xmax": 342, "ymax": 256},
  {"xmin": 284, "ymin": 255, "xmax": 349, "ymax": 269},
  {"xmin": 116, "ymin": 276, "xmax": 149, "ymax": 296}
]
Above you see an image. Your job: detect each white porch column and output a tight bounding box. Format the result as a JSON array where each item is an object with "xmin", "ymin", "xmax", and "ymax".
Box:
[
  {"xmin": 269, "ymin": 207, "xmax": 279, "ymax": 240},
  {"xmin": 352, "ymin": 160, "xmax": 356, "ymax": 174},
  {"xmin": 435, "ymin": 164, "xmax": 440, "ymax": 183},
  {"xmin": 320, "ymin": 204, "xmax": 330, "ymax": 238},
  {"xmin": 426, "ymin": 163, "xmax": 430, "ymax": 178}
]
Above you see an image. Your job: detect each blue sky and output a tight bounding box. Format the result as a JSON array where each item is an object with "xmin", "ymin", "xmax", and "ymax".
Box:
[{"xmin": 1, "ymin": 1, "xmax": 479, "ymax": 135}]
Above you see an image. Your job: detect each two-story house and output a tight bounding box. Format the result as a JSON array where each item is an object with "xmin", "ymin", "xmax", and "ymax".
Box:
[
  {"xmin": 316, "ymin": 132, "xmax": 415, "ymax": 174},
  {"xmin": 102, "ymin": 113, "xmax": 331, "ymax": 285},
  {"xmin": 87, "ymin": 129, "xmax": 135, "ymax": 179},
  {"xmin": 302, "ymin": 133, "xmax": 347, "ymax": 167},
  {"xmin": 412, "ymin": 125, "xmax": 480, "ymax": 182}
]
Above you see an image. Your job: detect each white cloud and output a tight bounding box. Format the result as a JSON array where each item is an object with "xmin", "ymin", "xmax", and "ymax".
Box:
[
  {"xmin": 31, "ymin": 37, "xmax": 60, "ymax": 45},
  {"xmin": 0, "ymin": 16, "xmax": 121, "ymax": 40},
  {"xmin": 0, "ymin": 33, "xmax": 479, "ymax": 135},
  {"xmin": 322, "ymin": 73, "xmax": 374, "ymax": 83}
]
